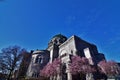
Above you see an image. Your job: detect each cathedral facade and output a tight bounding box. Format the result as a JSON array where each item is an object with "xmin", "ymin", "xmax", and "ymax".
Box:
[{"xmin": 26, "ymin": 34, "xmax": 105, "ymax": 79}]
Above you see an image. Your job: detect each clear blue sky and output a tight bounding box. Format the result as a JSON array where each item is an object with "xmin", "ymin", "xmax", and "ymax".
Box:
[{"xmin": 0, "ymin": 0, "xmax": 120, "ymax": 62}]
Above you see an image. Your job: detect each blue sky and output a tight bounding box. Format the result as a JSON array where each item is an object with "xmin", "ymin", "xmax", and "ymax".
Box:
[{"xmin": 0, "ymin": 0, "xmax": 120, "ymax": 62}]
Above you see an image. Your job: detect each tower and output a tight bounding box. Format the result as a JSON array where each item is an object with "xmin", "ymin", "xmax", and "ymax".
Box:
[{"xmin": 47, "ymin": 34, "xmax": 67, "ymax": 63}]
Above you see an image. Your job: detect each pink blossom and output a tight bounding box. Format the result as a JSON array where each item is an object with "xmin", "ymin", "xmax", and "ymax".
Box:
[
  {"xmin": 70, "ymin": 56, "xmax": 95, "ymax": 75},
  {"xmin": 98, "ymin": 60, "xmax": 120, "ymax": 76},
  {"xmin": 40, "ymin": 58, "xmax": 61, "ymax": 77}
]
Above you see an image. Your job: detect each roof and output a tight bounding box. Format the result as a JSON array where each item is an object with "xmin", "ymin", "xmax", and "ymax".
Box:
[
  {"xmin": 52, "ymin": 34, "xmax": 67, "ymax": 40},
  {"xmin": 32, "ymin": 50, "xmax": 48, "ymax": 54}
]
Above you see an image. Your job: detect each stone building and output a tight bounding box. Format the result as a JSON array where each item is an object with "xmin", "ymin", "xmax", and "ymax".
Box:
[{"xmin": 26, "ymin": 34, "xmax": 105, "ymax": 79}]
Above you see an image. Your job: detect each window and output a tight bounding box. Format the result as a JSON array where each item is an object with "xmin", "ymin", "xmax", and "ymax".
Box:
[
  {"xmin": 32, "ymin": 72, "xmax": 39, "ymax": 78},
  {"xmin": 60, "ymin": 53, "xmax": 67, "ymax": 58},
  {"xmin": 84, "ymin": 48, "xmax": 91, "ymax": 58},
  {"xmin": 84, "ymin": 48, "xmax": 94, "ymax": 65},
  {"xmin": 38, "ymin": 56, "xmax": 43, "ymax": 64},
  {"xmin": 35, "ymin": 56, "xmax": 43, "ymax": 64},
  {"xmin": 71, "ymin": 50, "xmax": 73, "ymax": 54}
]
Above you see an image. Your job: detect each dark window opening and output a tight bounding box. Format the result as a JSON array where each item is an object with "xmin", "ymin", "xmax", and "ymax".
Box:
[
  {"xmin": 35, "ymin": 56, "xmax": 43, "ymax": 64},
  {"xmin": 71, "ymin": 50, "xmax": 73, "ymax": 54},
  {"xmin": 32, "ymin": 72, "xmax": 39, "ymax": 78}
]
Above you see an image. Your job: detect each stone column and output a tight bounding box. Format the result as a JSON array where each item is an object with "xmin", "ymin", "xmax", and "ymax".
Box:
[
  {"xmin": 67, "ymin": 72, "xmax": 72, "ymax": 80},
  {"xmin": 50, "ymin": 76, "xmax": 53, "ymax": 80},
  {"xmin": 57, "ymin": 74, "xmax": 61, "ymax": 80},
  {"xmin": 86, "ymin": 73, "xmax": 94, "ymax": 80},
  {"xmin": 66, "ymin": 63, "xmax": 72, "ymax": 80}
]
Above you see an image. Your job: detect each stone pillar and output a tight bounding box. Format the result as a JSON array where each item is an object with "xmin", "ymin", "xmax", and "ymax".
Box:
[
  {"xmin": 86, "ymin": 73, "xmax": 94, "ymax": 80},
  {"xmin": 50, "ymin": 49, "xmax": 53, "ymax": 63},
  {"xmin": 57, "ymin": 74, "xmax": 61, "ymax": 80},
  {"xmin": 53, "ymin": 76, "xmax": 56, "ymax": 80},
  {"xmin": 67, "ymin": 72, "xmax": 72, "ymax": 80},
  {"xmin": 66, "ymin": 63, "xmax": 72, "ymax": 80},
  {"xmin": 50, "ymin": 76, "xmax": 53, "ymax": 80}
]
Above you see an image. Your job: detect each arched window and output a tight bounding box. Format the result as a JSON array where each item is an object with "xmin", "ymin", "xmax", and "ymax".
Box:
[
  {"xmin": 35, "ymin": 55, "xmax": 43, "ymax": 64},
  {"xmin": 32, "ymin": 72, "xmax": 39, "ymax": 78}
]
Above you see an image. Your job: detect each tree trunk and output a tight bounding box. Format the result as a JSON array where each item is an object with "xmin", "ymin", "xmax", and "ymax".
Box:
[
  {"xmin": 7, "ymin": 68, "xmax": 14, "ymax": 80},
  {"xmin": 7, "ymin": 70, "xmax": 12, "ymax": 80}
]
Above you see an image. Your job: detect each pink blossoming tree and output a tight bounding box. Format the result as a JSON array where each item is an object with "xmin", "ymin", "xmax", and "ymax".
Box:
[
  {"xmin": 40, "ymin": 58, "xmax": 61, "ymax": 78},
  {"xmin": 69, "ymin": 56, "xmax": 95, "ymax": 80},
  {"xmin": 70, "ymin": 56, "xmax": 95, "ymax": 74},
  {"xmin": 98, "ymin": 60, "xmax": 120, "ymax": 77}
]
